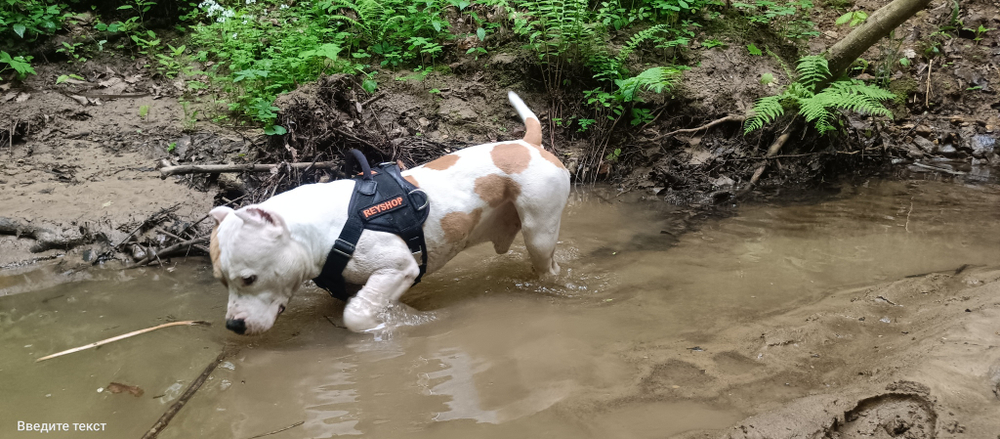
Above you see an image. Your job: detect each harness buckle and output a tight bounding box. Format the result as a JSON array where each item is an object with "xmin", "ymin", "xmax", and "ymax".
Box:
[
  {"xmin": 409, "ymin": 188, "xmax": 429, "ymax": 211},
  {"xmin": 332, "ymin": 238, "xmax": 356, "ymax": 259}
]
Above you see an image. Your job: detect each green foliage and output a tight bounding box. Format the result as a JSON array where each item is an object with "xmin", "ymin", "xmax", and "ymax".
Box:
[
  {"xmin": 732, "ymin": 0, "xmax": 818, "ymax": 39},
  {"xmin": 835, "ymin": 10, "xmax": 867, "ymax": 27},
  {"xmin": 0, "ymin": 50, "xmax": 35, "ymax": 78},
  {"xmin": 1, "ymin": 0, "xmax": 65, "ymax": 42},
  {"xmin": 745, "ymin": 55, "xmax": 895, "ymax": 135}
]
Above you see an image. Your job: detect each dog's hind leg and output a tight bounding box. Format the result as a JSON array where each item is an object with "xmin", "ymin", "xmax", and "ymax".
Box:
[{"xmin": 516, "ymin": 200, "xmax": 566, "ymax": 278}]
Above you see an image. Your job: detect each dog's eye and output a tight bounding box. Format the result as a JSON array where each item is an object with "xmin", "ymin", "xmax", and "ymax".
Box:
[{"xmin": 242, "ymin": 275, "xmax": 257, "ymax": 286}]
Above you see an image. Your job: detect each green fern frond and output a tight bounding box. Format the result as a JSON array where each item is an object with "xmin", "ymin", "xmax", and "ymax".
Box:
[
  {"xmin": 614, "ymin": 66, "xmax": 683, "ymax": 102},
  {"xmin": 795, "ymin": 55, "xmax": 830, "ymax": 92},
  {"xmin": 744, "ymin": 95, "xmax": 786, "ymax": 134},
  {"xmin": 615, "ymin": 24, "xmax": 670, "ymax": 67}
]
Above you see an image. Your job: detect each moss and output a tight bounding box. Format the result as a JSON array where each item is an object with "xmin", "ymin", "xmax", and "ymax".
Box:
[{"xmin": 888, "ymin": 77, "xmax": 918, "ymax": 106}]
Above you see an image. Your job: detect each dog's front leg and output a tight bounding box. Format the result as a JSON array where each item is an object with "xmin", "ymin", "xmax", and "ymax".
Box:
[{"xmin": 343, "ymin": 262, "xmax": 419, "ymax": 332}]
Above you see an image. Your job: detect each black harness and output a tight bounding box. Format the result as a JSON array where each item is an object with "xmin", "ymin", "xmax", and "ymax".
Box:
[{"xmin": 313, "ymin": 150, "xmax": 430, "ymax": 301}]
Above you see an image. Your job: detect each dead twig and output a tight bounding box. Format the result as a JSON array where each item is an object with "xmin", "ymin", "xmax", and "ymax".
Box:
[
  {"xmin": 925, "ymin": 59, "xmax": 932, "ymax": 108},
  {"xmin": 35, "ymin": 320, "xmax": 210, "ymax": 363},
  {"xmin": 360, "ymin": 92, "xmax": 386, "ymax": 108},
  {"xmin": 141, "ymin": 346, "xmax": 238, "ymax": 439},
  {"xmin": 159, "ymin": 161, "xmax": 341, "ymax": 179},
  {"xmin": 246, "ymin": 421, "xmax": 306, "ymax": 439},
  {"xmin": 128, "ymin": 237, "xmax": 208, "ymax": 268},
  {"xmin": 650, "ymin": 115, "xmax": 745, "ymax": 142}
]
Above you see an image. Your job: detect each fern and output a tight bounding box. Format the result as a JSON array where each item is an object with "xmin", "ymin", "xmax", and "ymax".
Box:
[
  {"xmin": 743, "ymin": 95, "xmax": 786, "ymax": 133},
  {"xmin": 614, "ymin": 66, "xmax": 683, "ymax": 102},
  {"xmin": 794, "ymin": 55, "xmax": 830, "ymax": 92},
  {"xmin": 745, "ymin": 55, "xmax": 895, "ymax": 135}
]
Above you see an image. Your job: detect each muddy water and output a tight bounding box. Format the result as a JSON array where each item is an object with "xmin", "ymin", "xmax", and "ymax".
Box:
[{"xmin": 2, "ymin": 178, "xmax": 999, "ymax": 439}]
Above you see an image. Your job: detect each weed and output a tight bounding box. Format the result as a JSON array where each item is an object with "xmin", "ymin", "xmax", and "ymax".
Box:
[
  {"xmin": 835, "ymin": 10, "xmax": 867, "ymax": 27},
  {"xmin": 56, "ymin": 41, "xmax": 86, "ymax": 63},
  {"xmin": 139, "ymin": 105, "xmax": 150, "ymax": 119},
  {"xmin": 703, "ymin": 38, "xmax": 725, "ymax": 49},
  {"xmin": 181, "ymin": 101, "xmax": 199, "ymax": 131},
  {"xmin": 0, "ymin": 51, "xmax": 35, "ymax": 79},
  {"xmin": 155, "ymin": 44, "xmax": 187, "ymax": 77}
]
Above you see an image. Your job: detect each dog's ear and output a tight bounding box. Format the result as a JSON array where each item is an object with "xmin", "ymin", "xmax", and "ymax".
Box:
[
  {"xmin": 210, "ymin": 206, "xmax": 234, "ymax": 225},
  {"xmin": 234, "ymin": 206, "xmax": 289, "ymax": 236}
]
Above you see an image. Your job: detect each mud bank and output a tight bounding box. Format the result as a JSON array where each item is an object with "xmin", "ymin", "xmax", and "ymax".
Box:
[{"xmin": 700, "ymin": 268, "xmax": 1000, "ymax": 438}]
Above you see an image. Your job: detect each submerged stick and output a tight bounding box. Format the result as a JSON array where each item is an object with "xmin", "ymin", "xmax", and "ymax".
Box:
[
  {"xmin": 35, "ymin": 321, "xmax": 210, "ymax": 363},
  {"xmin": 141, "ymin": 346, "xmax": 237, "ymax": 439},
  {"xmin": 246, "ymin": 421, "xmax": 306, "ymax": 439}
]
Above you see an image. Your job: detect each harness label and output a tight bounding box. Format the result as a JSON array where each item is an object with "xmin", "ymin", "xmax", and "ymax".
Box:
[{"xmin": 361, "ymin": 196, "xmax": 405, "ymax": 220}]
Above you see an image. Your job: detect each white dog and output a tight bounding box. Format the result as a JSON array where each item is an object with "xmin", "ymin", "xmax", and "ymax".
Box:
[{"xmin": 209, "ymin": 92, "xmax": 571, "ymax": 335}]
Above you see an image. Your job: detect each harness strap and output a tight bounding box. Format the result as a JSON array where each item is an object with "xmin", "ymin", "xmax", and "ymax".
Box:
[{"xmin": 313, "ymin": 150, "xmax": 429, "ymax": 301}]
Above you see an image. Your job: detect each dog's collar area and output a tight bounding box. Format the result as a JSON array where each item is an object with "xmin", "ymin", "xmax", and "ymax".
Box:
[{"xmin": 313, "ymin": 151, "xmax": 430, "ymax": 302}]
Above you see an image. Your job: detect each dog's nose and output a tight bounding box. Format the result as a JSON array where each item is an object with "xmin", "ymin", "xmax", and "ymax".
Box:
[
  {"xmin": 225, "ymin": 318, "xmax": 247, "ymax": 334},
  {"xmin": 278, "ymin": 305, "xmax": 286, "ymax": 315}
]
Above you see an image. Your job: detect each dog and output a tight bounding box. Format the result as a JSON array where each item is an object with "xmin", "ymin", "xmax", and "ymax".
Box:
[{"xmin": 209, "ymin": 91, "xmax": 571, "ymax": 335}]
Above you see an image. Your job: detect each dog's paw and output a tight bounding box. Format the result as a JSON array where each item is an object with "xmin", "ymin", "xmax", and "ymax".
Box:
[{"xmin": 343, "ymin": 299, "xmax": 384, "ymax": 333}]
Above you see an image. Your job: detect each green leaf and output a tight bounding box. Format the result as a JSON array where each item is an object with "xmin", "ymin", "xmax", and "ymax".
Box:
[
  {"xmin": 264, "ymin": 125, "xmax": 287, "ymax": 135},
  {"xmin": 13, "ymin": 24, "xmax": 26, "ymax": 38},
  {"xmin": 118, "ymin": 5, "xmax": 133, "ymax": 9},
  {"xmin": 476, "ymin": 27, "xmax": 485, "ymax": 41},
  {"xmin": 362, "ymin": 78, "xmax": 377, "ymax": 94},
  {"xmin": 747, "ymin": 44, "xmax": 762, "ymax": 56}
]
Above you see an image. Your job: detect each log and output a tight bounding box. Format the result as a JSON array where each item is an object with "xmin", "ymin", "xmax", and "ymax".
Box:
[{"xmin": 825, "ymin": 0, "xmax": 934, "ymax": 79}]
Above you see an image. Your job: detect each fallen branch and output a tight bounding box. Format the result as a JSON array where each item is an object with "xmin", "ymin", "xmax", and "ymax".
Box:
[
  {"xmin": 650, "ymin": 115, "xmax": 745, "ymax": 142},
  {"xmin": 246, "ymin": 421, "xmax": 306, "ymax": 439},
  {"xmin": 141, "ymin": 346, "xmax": 237, "ymax": 439},
  {"xmin": 128, "ymin": 237, "xmax": 209, "ymax": 268},
  {"xmin": 159, "ymin": 161, "xmax": 341, "ymax": 179},
  {"xmin": 35, "ymin": 320, "xmax": 210, "ymax": 363},
  {"xmin": 737, "ymin": 132, "xmax": 792, "ymax": 198}
]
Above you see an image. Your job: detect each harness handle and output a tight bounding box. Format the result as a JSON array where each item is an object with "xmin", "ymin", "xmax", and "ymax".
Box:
[{"xmin": 345, "ymin": 149, "xmax": 373, "ymax": 180}]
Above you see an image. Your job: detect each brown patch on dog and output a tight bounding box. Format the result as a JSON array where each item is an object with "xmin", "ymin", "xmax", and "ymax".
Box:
[
  {"xmin": 424, "ymin": 154, "xmax": 460, "ymax": 171},
  {"xmin": 404, "ymin": 175, "xmax": 420, "ymax": 187},
  {"xmin": 523, "ymin": 117, "xmax": 543, "ymax": 147},
  {"xmin": 474, "ymin": 174, "xmax": 522, "ymax": 208},
  {"xmin": 539, "ymin": 149, "xmax": 566, "ymax": 169},
  {"xmin": 440, "ymin": 208, "xmax": 483, "ymax": 243},
  {"xmin": 491, "ymin": 143, "xmax": 531, "ymax": 174},
  {"xmin": 210, "ymin": 226, "xmax": 225, "ymax": 286}
]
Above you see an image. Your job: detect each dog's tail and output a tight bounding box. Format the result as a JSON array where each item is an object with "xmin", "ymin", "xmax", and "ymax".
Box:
[{"xmin": 508, "ymin": 91, "xmax": 543, "ymax": 148}]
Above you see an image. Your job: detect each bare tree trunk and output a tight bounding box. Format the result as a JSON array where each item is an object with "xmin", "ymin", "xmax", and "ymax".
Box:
[{"xmin": 826, "ymin": 0, "xmax": 934, "ymax": 79}]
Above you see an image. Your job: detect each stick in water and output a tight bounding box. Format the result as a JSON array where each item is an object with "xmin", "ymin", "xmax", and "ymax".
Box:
[
  {"xmin": 35, "ymin": 321, "xmax": 211, "ymax": 363},
  {"xmin": 141, "ymin": 347, "xmax": 237, "ymax": 439}
]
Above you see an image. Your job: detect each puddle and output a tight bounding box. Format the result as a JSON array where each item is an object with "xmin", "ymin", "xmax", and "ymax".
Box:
[{"xmin": 2, "ymin": 178, "xmax": 999, "ymax": 438}]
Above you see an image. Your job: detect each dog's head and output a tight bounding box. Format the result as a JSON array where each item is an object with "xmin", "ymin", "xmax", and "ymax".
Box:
[{"xmin": 210, "ymin": 205, "xmax": 311, "ymax": 335}]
